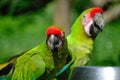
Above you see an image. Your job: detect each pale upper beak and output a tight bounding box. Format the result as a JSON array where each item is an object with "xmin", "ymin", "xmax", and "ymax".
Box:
[
  {"xmin": 47, "ymin": 34, "xmax": 62, "ymax": 53},
  {"xmin": 93, "ymin": 13, "xmax": 104, "ymax": 31}
]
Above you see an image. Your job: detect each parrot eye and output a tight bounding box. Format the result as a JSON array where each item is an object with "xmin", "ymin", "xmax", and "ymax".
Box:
[
  {"xmin": 82, "ymin": 13, "xmax": 91, "ymax": 28},
  {"xmin": 83, "ymin": 15, "xmax": 85, "ymax": 18}
]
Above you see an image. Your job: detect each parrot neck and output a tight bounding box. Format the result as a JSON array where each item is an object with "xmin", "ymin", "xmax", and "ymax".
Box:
[{"xmin": 67, "ymin": 17, "xmax": 93, "ymax": 54}]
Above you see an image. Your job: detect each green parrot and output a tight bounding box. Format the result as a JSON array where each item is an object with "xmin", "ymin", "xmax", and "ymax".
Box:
[
  {"xmin": 57, "ymin": 7, "xmax": 105, "ymax": 80},
  {"xmin": 0, "ymin": 25, "xmax": 71, "ymax": 80},
  {"xmin": 68, "ymin": 7, "xmax": 104, "ymax": 67}
]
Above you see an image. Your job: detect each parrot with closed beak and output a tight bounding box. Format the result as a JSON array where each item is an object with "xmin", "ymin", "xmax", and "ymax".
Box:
[
  {"xmin": 57, "ymin": 7, "xmax": 105, "ymax": 80},
  {"xmin": 0, "ymin": 25, "xmax": 72, "ymax": 80}
]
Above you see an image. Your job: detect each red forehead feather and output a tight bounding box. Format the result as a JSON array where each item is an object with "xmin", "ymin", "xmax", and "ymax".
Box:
[
  {"xmin": 90, "ymin": 7, "xmax": 103, "ymax": 17},
  {"xmin": 46, "ymin": 26, "xmax": 62, "ymax": 37}
]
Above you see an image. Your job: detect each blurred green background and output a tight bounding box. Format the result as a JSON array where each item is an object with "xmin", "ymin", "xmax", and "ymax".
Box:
[{"xmin": 0, "ymin": 0, "xmax": 120, "ymax": 66}]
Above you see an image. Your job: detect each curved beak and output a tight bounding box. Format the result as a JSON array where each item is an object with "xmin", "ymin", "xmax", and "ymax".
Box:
[
  {"xmin": 87, "ymin": 13, "xmax": 104, "ymax": 39},
  {"xmin": 93, "ymin": 13, "xmax": 104, "ymax": 31},
  {"xmin": 47, "ymin": 34, "xmax": 60, "ymax": 53}
]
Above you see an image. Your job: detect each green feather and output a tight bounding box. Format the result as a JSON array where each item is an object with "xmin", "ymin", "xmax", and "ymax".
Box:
[
  {"xmin": 57, "ymin": 8, "xmax": 96, "ymax": 80},
  {"xmin": 67, "ymin": 8, "xmax": 93, "ymax": 67},
  {"xmin": 7, "ymin": 43, "xmax": 50, "ymax": 80},
  {"xmin": 0, "ymin": 26, "xmax": 71, "ymax": 80}
]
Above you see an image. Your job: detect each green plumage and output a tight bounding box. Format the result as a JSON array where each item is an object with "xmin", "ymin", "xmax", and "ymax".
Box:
[
  {"xmin": 67, "ymin": 8, "xmax": 93, "ymax": 67},
  {"xmin": 67, "ymin": 7, "xmax": 104, "ymax": 74},
  {"xmin": 56, "ymin": 8, "xmax": 93, "ymax": 80},
  {"xmin": 57, "ymin": 8, "xmax": 100, "ymax": 80},
  {"xmin": 7, "ymin": 43, "xmax": 48, "ymax": 80},
  {"xmin": 0, "ymin": 26, "xmax": 71, "ymax": 80}
]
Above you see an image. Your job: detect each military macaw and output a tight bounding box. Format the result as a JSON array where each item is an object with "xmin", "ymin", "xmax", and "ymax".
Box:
[
  {"xmin": 0, "ymin": 25, "xmax": 71, "ymax": 80},
  {"xmin": 57, "ymin": 7, "xmax": 105, "ymax": 80}
]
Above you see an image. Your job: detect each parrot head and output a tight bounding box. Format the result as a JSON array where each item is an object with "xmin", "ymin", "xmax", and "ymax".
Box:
[
  {"xmin": 46, "ymin": 26, "xmax": 65, "ymax": 54},
  {"xmin": 81, "ymin": 7, "xmax": 104, "ymax": 39}
]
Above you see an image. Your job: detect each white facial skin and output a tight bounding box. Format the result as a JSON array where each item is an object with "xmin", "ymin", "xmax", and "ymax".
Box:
[
  {"xmin": 82, "ymin": 12, "xmax": 92, "ymax": 36},
  {"xmin": 82, "ymin": 12, "xmax": 104, "ymax": 37}
]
